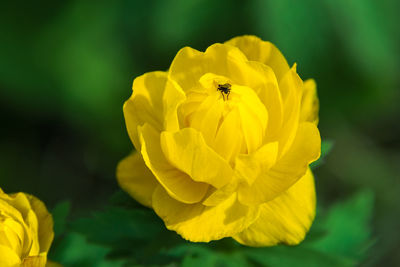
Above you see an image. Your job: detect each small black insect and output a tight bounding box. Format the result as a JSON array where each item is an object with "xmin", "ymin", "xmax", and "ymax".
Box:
[{"xmin": 217, "ymin": 83, "xmax": 231, "ymax": 100}]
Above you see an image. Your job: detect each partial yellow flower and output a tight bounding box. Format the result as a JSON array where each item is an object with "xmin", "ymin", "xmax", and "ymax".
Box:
[
  {"xmin": 117, "ymin": 35, "xmax": 321, "ymax": 246},
  {"xmin": 0, "ymin": 188, "xmax": 54, "ymax": 266}
]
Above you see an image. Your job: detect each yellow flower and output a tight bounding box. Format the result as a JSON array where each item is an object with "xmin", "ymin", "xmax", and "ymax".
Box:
[
  {"xmin": 117, "ymin": 35, "xmax": 321, "ymax": 246},
  {"xmin": 0, "ymin": 188, "xmax": 54, "ymax": 266}
]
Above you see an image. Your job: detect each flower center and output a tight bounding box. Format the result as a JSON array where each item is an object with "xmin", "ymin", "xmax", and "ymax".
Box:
[{"xmin": 179, "ymin": 73, "xmax": 269, "ymax": 165}]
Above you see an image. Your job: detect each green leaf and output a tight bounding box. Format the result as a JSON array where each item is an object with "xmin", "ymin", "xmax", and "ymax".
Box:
[
  {"xmin": 49, "ymin": 232, "xmax": 126, "ymax": 267},
  {"xmin": 51, "ymin": 201, "xmax": 71, "ymax": 238},
  {"xmin": 306, "ymin": 190, "xmax": 374, "ymax": 260},
  {"xmin": 64, "ymin": 186, "xmax": 372, "ymax": 267},
  {"xmin": 71, "ymin": 206, "xmax": 163, "ymax": 246},
  {"xmin": 70, "ymin": 205, "xmax": 180, "ymax": 265},
  {"xmin": 311, "ymin": 140, "xmax": 334, "ymax": 169},
  {"xmin": 244, "ymin": 246, "xmax": 354, "ymax": 267},
  {"xmin": 168, "ymin": 243, "xmax": 249, "ymax": 267}
]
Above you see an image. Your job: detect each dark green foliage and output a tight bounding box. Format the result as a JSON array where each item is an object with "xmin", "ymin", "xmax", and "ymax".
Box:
[
  {"xmin": 49, "ymin": 189, "xmax": 372, "ymax": 267},
  {"xmin": 307, "ymin": 191, "xmax": 374, "ymax": 260},
  {"xmin": 49, "ymin": 232, "xmax": 127, "ymax": 267},
  {"xmin": 52, "ymin": 201, "xmax": 71, "ymax": 239}
]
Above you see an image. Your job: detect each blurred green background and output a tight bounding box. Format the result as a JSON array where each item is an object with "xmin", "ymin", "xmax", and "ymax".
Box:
[{"xmin": 1, "ymin": 0, "xmax": 399, "ymax": 266}]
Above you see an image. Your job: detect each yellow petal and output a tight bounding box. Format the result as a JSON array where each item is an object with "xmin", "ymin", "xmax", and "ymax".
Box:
[
  {"xmin": 238, "ymin": 104, "xmax": 265, "ymax": 154},
  {"xmin": 21, "ymin": 253, "xmax": 47, "ymax": 267},
  {"xmin": 4, "ymin": 193, "xmax": 32, "ymax": 219},
  {"xmin": 0, "ymin": 218, "xmax": 25, "ymax": 255},
  {"xmin": 26, "ymin": 195, "xmax": 54, "ymax": 254},
  {"xmin": 186, "ymin": 92, "xmax": 223, "ymax": 145},
  {"xmin": 274, "ymin": 65, "xmax": 303, "ymax": 158},
  {"xmin": 213, "ymin": 107, "xmax": 243, "ymax": 162},
  {"xmin": 300, "ymin": 79, "xmax": 319, "ymax": 125},
  {"xmin": 246, "ymin": 61, "xmax": 283, "ymax": 138},
  {"xmin": 46, "ymin": 260, "xmax": 63, "ymax": 267},
  {"xmin": 168, "ymin": 46, "xmax": 204, "ymax": 91},
  {"xmin": 117, "ymin": 152, "xmax": 158, "ymax": 208},
  {"xmin": 235, "ymin": 85, "xmax": 268, "ymax": 154},
  {"xmin": 225, "ymin": 35, "xmax": 290, "ymax": 82},
  {"xmin": 0, "ymin": 194, "xmax": 25, "ymax": 225},
  {"xmin": 235, "ymin": 142, "xmax": 278, "ymax": 186},
  {"xmin": 168, "ymin": 44, "xmax": 249, "ymax": 91},
  {"xmin": 202, "ymin": 181, "xmax": 238, "ymax": 206},
  {"xmin": 179, "ymin": 88, "xmax": 209, "ymax": 127},
  {"xmin": 1, "ymin": 191, "xmax": 53, "ymax": 260},
  {"xmin": 139, "ymin": 123, "xmax": 209, "ymax": 204},
  {"xmin": 234, "ymin": 168, "xmax": 316, "ymax": 246},
  {"xmin": 239, "ymin": 122, "xmax": 320, "ymax": 205},
  {"xmin": 152, "ymin": 186, "xmax": 260, "ymax": 242},
  {"xmin": 124, "ymin": 71, "xmax": 185, "ymax": 149},
  {"xmin": 161, "ymin": 128, "xmax": 233, "ymax": 188},
  {"xmin": 25, "ymin": 210, "xmax": 40, "ymax": 256},
  {"xmin": 0, "ymin": 194, "xmax": 33, "ymax": 257},
  {"xmin": 0, "ymin": 244, "xmax": 21, "ymax": 266}
]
